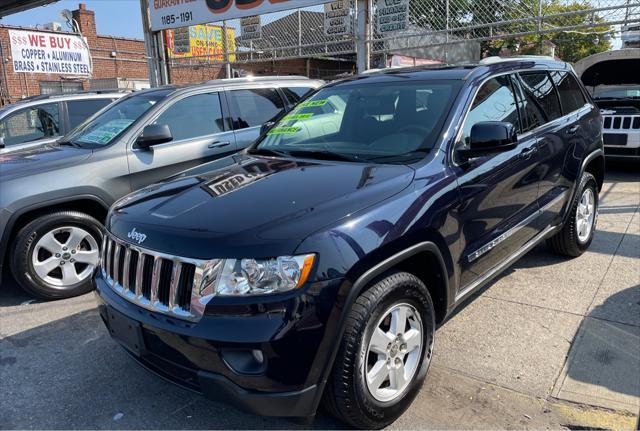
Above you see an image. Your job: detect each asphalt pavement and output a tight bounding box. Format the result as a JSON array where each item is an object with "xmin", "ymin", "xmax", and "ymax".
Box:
[{"xmin": 1, "ymin": 161, "xmax": 638, "ymax": 430}]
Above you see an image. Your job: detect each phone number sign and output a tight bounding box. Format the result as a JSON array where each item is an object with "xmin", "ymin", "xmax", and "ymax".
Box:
[
  {"xmin": 150, "ymin": 0, "xmax": 332, "ymax": 31},
  {"xmin": 9, "ymin": 29, "xmax": 92, "ymax": 76}
]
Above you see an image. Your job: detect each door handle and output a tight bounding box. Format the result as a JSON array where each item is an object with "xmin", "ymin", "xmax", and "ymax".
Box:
[
  {"xmin": 566, "ymin": 125, "xmax": 581, "ymax": 135},
  {"xmin": 519, "ymin": 146, "xmax": 537, "ymax": 159},
  {"xmin": 208, "ymin": 141, "xmax": 231, "ymax": 149}
]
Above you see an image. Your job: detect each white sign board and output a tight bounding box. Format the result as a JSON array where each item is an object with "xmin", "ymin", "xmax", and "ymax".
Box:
[
  {"xmin": 150, "ymin": 0, "xmax": 332, "ymax": 31},
  {"xmin": 240, "ymin": 15, "xmax": 261, "ymax": 40},
  {"xmin": 324, "ymin": 0, "xmax": 350, "ymax": 36},
  {"xmin": 8, "ymin": 29, "xmax": 92, "ymax": 76},
  {"xmin": 376, "ymin": 0, "xmax": 410, "ymax": 34}
]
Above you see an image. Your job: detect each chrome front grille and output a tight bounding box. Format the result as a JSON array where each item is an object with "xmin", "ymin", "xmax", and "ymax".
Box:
[
  {"xmin": 101, "ymin": 233, "xmax": 220, "ymax": 322},
  {"xmin": 603, "ymin": 115, "xmax": 640, "ymax": 130}
]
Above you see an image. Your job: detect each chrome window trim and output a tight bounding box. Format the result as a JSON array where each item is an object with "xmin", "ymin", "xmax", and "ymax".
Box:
[{"xmin": 449, "ymin": 68, "xmax": 593, "ymax": 167}]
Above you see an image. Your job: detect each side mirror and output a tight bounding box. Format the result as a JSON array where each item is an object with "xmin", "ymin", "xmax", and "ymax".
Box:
[
  {"xmin": 137, "ymin": 124, "xmax": 172, "ymax": 149},
  {"xmin": 458, "ymin": 121, "xmax": 517, "ymax": 160}
]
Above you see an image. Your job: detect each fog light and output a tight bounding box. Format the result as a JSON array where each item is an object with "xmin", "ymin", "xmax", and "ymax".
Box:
[{"xmin": 252, "ymin": 349, "xmax": 264, "ymax": 364}]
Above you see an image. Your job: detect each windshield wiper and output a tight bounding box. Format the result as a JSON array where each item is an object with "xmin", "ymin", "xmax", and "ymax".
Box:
[
  {"xmin": 286, "ymin": 149, "xmax": 361, "ymax": 163},
  {"xmin": 57, "ymin": 140, "xmax": 81, "ymax": 148},
  {"xmin": 247, "ymin": 147, "xmax": 289, "ymax": 158}
]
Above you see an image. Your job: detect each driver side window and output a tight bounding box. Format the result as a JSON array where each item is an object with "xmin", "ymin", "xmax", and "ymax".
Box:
[
  {"xmin": 152, "ymin": 93, "xmax": 224, "ymax": 142},
  {"xmin": 458, "ymin": 75, "xmax": 520, "ymax": 149}
]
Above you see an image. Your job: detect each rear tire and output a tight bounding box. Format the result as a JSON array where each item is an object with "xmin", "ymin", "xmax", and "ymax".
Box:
[
  {"xmin": 323, "ymin": 271, "xmax": 435, "ymax": 429},
  {"xmin": 11, "ymin": 211, "xmax": 103, "ymax": 300},
  {"xmin": 547, "ymin": 172, "xmax": 598, "ymax": 257}
]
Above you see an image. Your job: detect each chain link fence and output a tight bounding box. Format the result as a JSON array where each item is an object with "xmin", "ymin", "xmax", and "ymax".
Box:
[{"xmin": 165, "ymin": 0, "xmax": 640, "ymax": 77}]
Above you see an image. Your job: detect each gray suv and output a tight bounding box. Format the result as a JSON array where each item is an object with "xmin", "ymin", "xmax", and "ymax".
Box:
[
  {"xmin": 0, "ymin": 76, "xmax": 323, "ymax": 299},
  {"xmin": 0, "ymin": 91, "xmax": 128, "ymax": 153}
]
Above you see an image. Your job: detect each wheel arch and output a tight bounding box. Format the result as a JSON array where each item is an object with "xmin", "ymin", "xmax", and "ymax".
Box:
[
  {"xmin": 583, "ymin": 152, "xmax": 605, "ymax": 192},
  {"xmin": 1, "ymin": 195, "xmax": 109, "ymax": 270}
]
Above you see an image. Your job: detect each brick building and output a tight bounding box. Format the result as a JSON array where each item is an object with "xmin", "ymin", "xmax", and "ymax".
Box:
[{"xmin": 0, "ymin": 3, "xmax": 353, "ymax": 105}]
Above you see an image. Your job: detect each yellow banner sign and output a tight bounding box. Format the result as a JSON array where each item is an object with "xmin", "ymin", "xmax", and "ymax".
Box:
[{"xmin": 166, "ymin": 24, "xmax": 236, "ymax": 62}]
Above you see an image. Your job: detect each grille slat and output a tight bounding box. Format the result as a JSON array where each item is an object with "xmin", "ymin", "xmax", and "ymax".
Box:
[{"xmin": 100, "ymin": 234, "xmax": 212, "ymax": 321}]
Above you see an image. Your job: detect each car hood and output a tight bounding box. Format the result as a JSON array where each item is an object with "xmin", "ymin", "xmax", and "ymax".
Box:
[
  {"xmin": 0, "ymin": 144, "xmax": 91, "ymax": 180},
  {"xmin": 108, "ymin": 154, "xmax": 415, "ymax": 259}
]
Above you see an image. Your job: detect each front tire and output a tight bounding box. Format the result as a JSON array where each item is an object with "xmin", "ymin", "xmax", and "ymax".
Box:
[
  {"xmin": 547, "ymin": 172, "xmax": 598, "ymax": 257},
  {"xmin": 11, "ymin": 211, "xmax": 103, "ymax": 300},
  {"xmin": 323, "ymin": 271, "xmax": 435, "ymax": 429}
]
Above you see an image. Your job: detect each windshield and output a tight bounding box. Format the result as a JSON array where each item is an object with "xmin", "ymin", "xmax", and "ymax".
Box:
[
  {"xmin": 592, "ymin": 85, "xmax": 640, "ymax": 99},
  {"xmin": 62, "ymin": 89, "xmax": 171, "ymax": 147},
  {"xmin": 254, "ymin": 80, "xmax": 461, "ymax": 164}
]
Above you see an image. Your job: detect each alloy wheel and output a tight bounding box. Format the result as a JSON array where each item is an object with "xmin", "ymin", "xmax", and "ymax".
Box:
[
  {"xmin": 31, "ymin": 226, "xmax": 100, "ymax": 287},
  {"xmin": 576, "ymin": 188, "xmax": 596, "ymax": 243},
  {"xmin": 363, "ymin": 303, "xmax": 423, "ymax": 402}
]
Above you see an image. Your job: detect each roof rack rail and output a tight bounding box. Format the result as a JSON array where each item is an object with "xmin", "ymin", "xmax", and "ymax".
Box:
[
  {"xmin": 479, "ymin": 55, "xmax": 557, "ymax": 65},
  {"xmin": 17, "ymin": 88, "xmax": 133, "ymax": 103},
  {"xmin": 205, "ymin": 75, "xmax": 310, "ymax": 84}
]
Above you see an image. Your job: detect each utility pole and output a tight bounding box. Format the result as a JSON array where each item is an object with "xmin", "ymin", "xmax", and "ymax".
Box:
[
  {"xmin": 139, "ymin": 0, "xmax": 159, "ymax": 87},
  {"xmin": 356, "ymin": 0, "xmax": 370, "ymax": 73}
]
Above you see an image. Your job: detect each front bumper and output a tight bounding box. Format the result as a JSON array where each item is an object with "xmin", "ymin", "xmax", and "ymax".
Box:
[{"xmin": 94, "ymin": 272, "xmax": 342, "ymax": 417}]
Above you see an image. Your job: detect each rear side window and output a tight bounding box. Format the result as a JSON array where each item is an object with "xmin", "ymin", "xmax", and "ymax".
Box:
[
  {"xmin": 152, "ymin": 93, "xmax": 224, "ymax": 141},
  {"xmin": 459, "ymin": 75, "xmax": 520, "ymax": 146},
  {"xmin": 518, "ymin": 72, "xmax": 562, "ymax": 123},
  {"xmin": 0, "ymin": 103, "xmax": 60, "ymax": 146},
  {"xmin": 228, "ymin": 88, "xmax": 285, "ymax": 129},
  {"xmin": 550, "ymin": 71, "xmax": 587, "ymax": 114},
  {"xmin": 67, "ymin": 98, "xmax": 113, "ymax": 129},
  {"xmin": 282, "ymin": 87, "xmax": 315, "ymax": 104}
]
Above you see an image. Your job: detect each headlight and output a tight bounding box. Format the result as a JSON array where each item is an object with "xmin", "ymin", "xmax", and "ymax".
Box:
[{"xmin": 215, "ymin": 254, "xmax": 315, "ymax": 296}]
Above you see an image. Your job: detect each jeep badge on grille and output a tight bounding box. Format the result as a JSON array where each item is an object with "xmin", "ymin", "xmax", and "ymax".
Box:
[{"xmin": 127, "ymin": 228, "xmax": 147, "ymax": 244}]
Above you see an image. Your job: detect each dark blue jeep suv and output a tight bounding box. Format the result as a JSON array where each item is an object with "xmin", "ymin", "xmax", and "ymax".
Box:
[{"xmin": 95, "ymin": 58, "xmax": 604, "ymax": 428}]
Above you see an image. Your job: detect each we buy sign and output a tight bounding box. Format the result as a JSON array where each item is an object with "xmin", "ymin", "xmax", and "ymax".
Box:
[{"xmin": 9, "ymin": 29, "xmax": 92, "ymax": 76}]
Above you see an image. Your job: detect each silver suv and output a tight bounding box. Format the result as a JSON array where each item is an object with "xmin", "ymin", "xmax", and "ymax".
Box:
[
  {"xmin": 0, "ymin": 76, "xmax": 323, "ymax": 299},
  {"xmin": 0, "ymin": 91, "xmax": 129, "ymax": 154}
]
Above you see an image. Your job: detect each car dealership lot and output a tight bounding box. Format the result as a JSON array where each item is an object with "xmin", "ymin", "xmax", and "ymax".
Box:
[{"xmin": 1, "ymin": 162, "xmax": 638, "ymax": 430}]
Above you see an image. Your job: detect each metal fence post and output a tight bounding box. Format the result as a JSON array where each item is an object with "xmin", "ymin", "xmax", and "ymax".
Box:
[
  {"xmin": 445, "ymin": 0, "xmax": 450, "ymax": 62},
  {"xmin": 356, "ymin": 0, "xmax": 370, "ymax": 73},
  {"xmin": 223, "ymin": 20, "xmax": 232, "ymax": 78}
]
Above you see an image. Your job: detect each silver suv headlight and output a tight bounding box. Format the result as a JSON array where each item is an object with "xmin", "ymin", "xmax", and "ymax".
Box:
[{"xmin": 214, "ymin": 254, "xmax": 315, "ymax": 296}]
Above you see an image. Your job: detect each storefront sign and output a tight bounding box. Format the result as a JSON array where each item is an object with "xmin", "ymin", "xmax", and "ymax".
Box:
[
  {"xmin": 166, "ymin": 25, "xmax": 236, "ymax": 62},
  {"xmin": 324, "ymin": 0, "xmax": 351, "ymax": 36},
  {"xmin": 150, "ymin": 0, "xmax": 332, "ymax": 31},
  {"xmin": 240, "ymin": 15, "xmax": 261, "ymax": 40},
  {"xmin": 8, "ymin": 29, "xmax": 92, "ymax": 76},
  {"xmin": 375, "ymin": 0, "xmax": 410, "ymax": 34}
]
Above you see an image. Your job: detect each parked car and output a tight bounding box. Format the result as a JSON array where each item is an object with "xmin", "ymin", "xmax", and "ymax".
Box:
[
  {"xmin": 574, "ymin": 48, "xmax": 640, "ymax": 159},
  {"xmin": 0, "ymin": 90, "xmax": 129, "ymax": 154},
  {"xmin": 94, "ymin": 58, "xmax": 604, "ymax": 428},
  {"xmin": 0, "ymin": 76, "xmax": 323, "ymax": 298}
]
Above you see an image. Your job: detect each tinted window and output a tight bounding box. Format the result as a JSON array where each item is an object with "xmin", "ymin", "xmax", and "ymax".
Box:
[
  {"xmin": 459, "ymin": 75, "xmax": 520, "ymax": 146},
  {"xmin": 152, "ymin": 93, "xmax": 224, "ymax": 141},
  {"xmin": 67, "ymin": 99, "xmax": 114, "ymax": 129},
  {"xmin": 256, "ymin": 81, "xmax": 461, "ymax": 164},
  {"xmin": 0, "ymin": 103, "xmax": 60, "ymax": 146},
  {"xmin": 64, "ymin": 90, "xmax": 171, "ymax": 147},
  {"xmin": 282, "ymin": 87, "xmax": 315, "ymax": 104},
  {"xmin": 519, "ymin": 72, "xmax": 562, "ymax": 122},
  {"xmin": 512, "ymin": 77, "xmax": 546, "ymax": 133},
  {"xmin": 228, "ymin": 88, "xmax": 285, "ymax": 129},
  {"xmin": 550, "ymin": 71, "xmax": 587, "ymax": 114}
]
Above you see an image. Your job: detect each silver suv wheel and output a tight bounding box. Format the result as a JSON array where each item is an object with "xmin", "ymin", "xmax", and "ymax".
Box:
[
  {"xmin": 31, "ymin": 226, "xmax": 100, "ymax": 287},
  {"xmin": 363, "ymin": 303, "xmax": 423, "ymax": 402},
  {"xmin": 576, "ymin": 188, "xmax": 596, "ymax": 243}
]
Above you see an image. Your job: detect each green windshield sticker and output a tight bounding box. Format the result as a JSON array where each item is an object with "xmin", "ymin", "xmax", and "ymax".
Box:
[
  {"xmin": 80, "ymin": 119, "xmax": 134, "ymax": 144},
  {"xmin": 283, "ymin": 113, "xmax": 314, "ymax": 121},
  {"xmin": 267, "ymin": 126, "xmax": 301, "ymax": 135},
  {"xmin": 299, "ymin": 99, "xmax": 328, "ymax": 108}
]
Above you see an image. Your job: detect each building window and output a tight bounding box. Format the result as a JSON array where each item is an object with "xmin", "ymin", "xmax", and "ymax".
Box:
[{"xmin": 39, "ymin": 81, "xmax": 84, "ymax": 95}]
